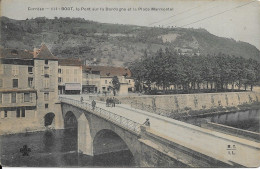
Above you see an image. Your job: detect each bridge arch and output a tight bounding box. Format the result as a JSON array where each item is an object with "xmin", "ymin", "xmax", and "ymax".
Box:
[
  {"xmin": 63, "ymin": 110, "xmax": 93, "ymax": 156},
  {"xmin": 93, "ymin": 129, "xmax": 136, "ymax": 166},
  {"xmin": 60, "ymin": 103, "xmax": 141, "ymax": 163},
  {"xmin": 64, "ymin": 111, "xmax": 78, "ymax": 129},
  {"xmin": 44, "ymin": 112, "xmax": 55, "ymax": 127}
]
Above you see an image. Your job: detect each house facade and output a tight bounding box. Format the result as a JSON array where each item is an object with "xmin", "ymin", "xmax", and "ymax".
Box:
[
  {"xmin": 0, "ymin": 44, "xmax": 63, "ymax": 135},
  {"xmin": 58, "ymin": 58, "xmax": 82, "ymax": 94},
  {"xmin": 82, "ymin": 66, "xmax": 135, "ymax": 95}
]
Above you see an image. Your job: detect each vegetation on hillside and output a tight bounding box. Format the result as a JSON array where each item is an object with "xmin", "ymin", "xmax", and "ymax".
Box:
[{"xmin": 1, "ymin": 16, "xmax": 259, "ymax": 67}]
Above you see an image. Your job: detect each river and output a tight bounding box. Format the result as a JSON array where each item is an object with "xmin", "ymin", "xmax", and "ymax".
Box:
[
  {"xmin": 184, "ymin": 109, "xmax": 260, "ymax": 133},
  {"xmin": 0, "ymin": 129, "xmax": 134, "ymax": 167}
]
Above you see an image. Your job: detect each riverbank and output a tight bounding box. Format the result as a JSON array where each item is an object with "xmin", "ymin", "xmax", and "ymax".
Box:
[{"xmin": 92, "ymin": 91, "xmax": 260, "ymax": 119}]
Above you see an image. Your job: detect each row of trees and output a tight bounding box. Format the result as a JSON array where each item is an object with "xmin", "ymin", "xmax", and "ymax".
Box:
[{"xmin": 129, "ymin": 48, "xmax": 260, "ymax": 93}]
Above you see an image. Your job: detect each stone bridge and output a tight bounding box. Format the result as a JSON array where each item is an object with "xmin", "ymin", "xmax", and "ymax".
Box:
[{"xmin": 60, "ymin": 97, "xmax": 260, "ymax": 167}]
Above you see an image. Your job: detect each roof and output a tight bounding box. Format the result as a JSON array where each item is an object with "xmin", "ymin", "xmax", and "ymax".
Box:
[
  {"xmin": 34, "ymin": 44, "xmax": 58, "ymax": 60},
  {"xmin": 0, "ymin": 44, "xmax": 58, "ymax": 60},
  {"xmin": 85, "ymin": 66, "xmax": 132, "ymax": 77},
  {"xmin": 58, "ymin": 58, "xmax": 82, "ymax": 66},
  {"xmin": 0, "ymin": 48, "xmax": 34, "ymax": 59}
]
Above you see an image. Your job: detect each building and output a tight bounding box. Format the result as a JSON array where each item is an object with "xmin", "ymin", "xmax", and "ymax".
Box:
[
  {"xmin": 82, "ymin": 66, "xmax": 135, "ymax": 95},
  {"xmin": 58, "ymin": 58, "xmax": 82, "ymax": 94},
  {"xmin": 82, "ymin": 66, "xmax": 101, "ymax": 93},
  {"xmin": 0, "ymin": 44, "xmax": 63, "ymax": 135}
]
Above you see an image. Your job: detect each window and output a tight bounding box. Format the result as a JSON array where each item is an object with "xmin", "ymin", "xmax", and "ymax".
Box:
[
  {"xmin": 12, "ymin": 65, "xmax": 19, "ymax": 76},
  {"xmin": 28, "ymin": 67, "xmax": 33, "ymax": 73},
  {"xmin": 21, "ymin": 109, "xmax": 25, "ymax": 117},
  {"xmin": 44, "ymin": 78, "xmax": 49, "ymax": 88},
  {"xmin": 45, "ymin": 60, "xmax": 48, "ymax": 64},
  {"xmin": 58, "ymin": 77, "xmax": 62, "ymax": 83},
  {"xmin": 44, "ymin": 92, "xmax": 49, "ymax": 101},
  {"xmin": 28, "ymin": 78, "xmax": 33, "ymax": 87},
  {"xmin": 30, "ymin": 93, "xmax": 33, "ymax": 102},
  {"xmin": 16, "ymin": 109, "xmax": 20, "ymax": 117},
  {"xmin": 102, "ymin": 87, "xmax": 106, "ymax": 90},
  {"xmin": 0, "ymin": 93, "xmax": 2, "ymax": 104},
  {"xmin": 0, "ymin": 79, "xmax": 2, "ymax": 88},
  {"xmin": 105, "ymin": 80, "xmax": 107, "ymax": 84},
  {"xmin": 45, "ymin": 104, "xmax": 48, "ymax": 109},
  {"xmin": 58, "ymin": 68, "xmax": 62, "ymax": 74},
  {"xmin": 11, "ymin": 93, "xmax": 16, "ymax": 103},
  {"xmin": 24, "ymin": 93, "xmax": 30, "ymax": 102},
  {"xmin": 129, "ymin": 80, "xmax": 131, "ymax": 83},
  {"xmin": 4, "ymin": 110, "xmax": 7, "ymax": 117},
  {"xmin": 13, "ymin": 79, "xmax": 18, "ymax": 88}
]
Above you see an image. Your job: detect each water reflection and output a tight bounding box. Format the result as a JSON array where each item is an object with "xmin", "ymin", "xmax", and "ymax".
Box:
[
  {"xmin": 0, "ymin": 129, "xmax": 134, "ymax": 167},
  {"xmin": 43, "ymin": 130, "xmax": 55, "ymax": 152},
  {"xmin": 185, "ymin": 109, "xmax": 260, "ymax": 133}
]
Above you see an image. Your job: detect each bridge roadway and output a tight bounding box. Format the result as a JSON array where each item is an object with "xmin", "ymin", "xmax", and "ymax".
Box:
[{"xmin": 60, "ymin": 95, "xmax": 260, "ymax": 167}]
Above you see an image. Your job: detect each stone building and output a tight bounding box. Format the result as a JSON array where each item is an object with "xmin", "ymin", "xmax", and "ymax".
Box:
[
  {"xmin": 0, "ymin": 44, "xmax": 63, "ymax": 135},
  {"xmin": 58, "ymin": 58, "xmax": 82, "ymax": 94},
  {"xmin": 82, "ymin": 66, "xmax": 135, "ymax": 95}
]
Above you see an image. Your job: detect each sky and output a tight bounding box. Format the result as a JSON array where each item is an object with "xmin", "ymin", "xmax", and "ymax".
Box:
[{"xmin": 1, "ymin": 0, "xmax": 260, "ymax": 49}]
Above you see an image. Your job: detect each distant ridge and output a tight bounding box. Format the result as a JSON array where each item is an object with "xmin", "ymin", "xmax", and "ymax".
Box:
[{"xmin": 1, "ymin": 16, "xmax": 259, "ymax": 66}]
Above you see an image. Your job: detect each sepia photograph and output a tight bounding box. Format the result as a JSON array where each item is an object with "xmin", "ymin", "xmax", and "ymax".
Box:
[{"xmin": 0, "ymin": 0, "xmax": 260, "ymax": 167}]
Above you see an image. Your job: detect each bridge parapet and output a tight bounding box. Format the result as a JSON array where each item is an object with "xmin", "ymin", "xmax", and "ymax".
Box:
[{"xmin": 59, "ymin": 97, "xmax": 141, "ymax": 134}]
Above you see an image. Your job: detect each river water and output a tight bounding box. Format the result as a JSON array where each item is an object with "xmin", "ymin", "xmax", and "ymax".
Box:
[
  {"xmin": 0, "ymin": 129, "xmax": 134, "ymax": 167},
  {"xmin": 184, "ymin": 109, "xmax": 260, "ymax": 133}
]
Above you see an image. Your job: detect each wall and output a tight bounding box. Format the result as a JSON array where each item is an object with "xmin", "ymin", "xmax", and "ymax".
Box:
[
  {"xmin": 58, "ymin": 65, "xmax": 82, "ymax": 86},
  {"xmin": 35, "ymin": 59, "xmax": 63, "ymax": 129},
  {"xmin": 95, "ymin": 92, "xmax": 260, "ymax": 114},
  {"xmin": 0, "ymin": 109, "xmax": 43, "ymax": 135}
]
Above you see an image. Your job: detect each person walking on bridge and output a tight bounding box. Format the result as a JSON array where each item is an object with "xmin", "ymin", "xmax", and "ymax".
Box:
[
  {"xmin": 80, "ymin": 96, "xmax": 84, "ymax": 103},
  {"xmin": 112, "ymin": 97, "xmax": 116, "ymax": 107},
  {"xmin": 92, "ymin": 100, "xmax": 96, "ymax": 110},
  {"xmin": 143, "ymin": 118, "xmax": 150, "ymax": 127}
]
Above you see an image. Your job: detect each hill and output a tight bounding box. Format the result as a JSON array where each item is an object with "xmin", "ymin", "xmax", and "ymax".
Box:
[{"xmin": 1, "ymin": 16, "xmax": 259, "ymax": 66}]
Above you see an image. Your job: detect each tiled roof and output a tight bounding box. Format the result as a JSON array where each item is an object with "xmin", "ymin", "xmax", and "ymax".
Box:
[
  {"xmin": 58, "ymin": 58, "xmax": 82, "ymax": 66},
  {"xmin": 34, "ymin": 44, "xmax": 58, "ymax": 60},
  {"xmin": 0, "ymin": 48, "xmax": 34, "ymax": 59},
  {"xmin": 0, "ymin": 44, "xmax": 58, "ymax": 60},
  {"xmin": 85, "ymin": 66, "xmax": 132, "ymax": 77}
]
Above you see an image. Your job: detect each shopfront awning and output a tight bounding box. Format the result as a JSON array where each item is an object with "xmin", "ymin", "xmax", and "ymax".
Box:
[{"xmin": 65, "ymin": 83, "xmax": 81, "ymax": 90}]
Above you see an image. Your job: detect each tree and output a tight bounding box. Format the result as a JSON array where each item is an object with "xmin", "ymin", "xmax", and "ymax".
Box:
[{"xmin": 110, "ymin": 76, "xmax": 120, "ymax": 96}]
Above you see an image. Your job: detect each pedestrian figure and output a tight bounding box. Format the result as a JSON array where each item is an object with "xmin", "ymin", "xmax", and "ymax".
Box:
[
  {"xmin": 112, "ymin": 97, "xmax": 116, "ymax": 107},
  {"xmin": 143, "ymin": 118, "xmax": 150, "ymax": 127},
  {"xmin": 92, "ymin": 100, "xmax": 96, "ymax": 110},
  {"xmin": 80, "ymin": 96, "xmax": 84, "ymax": 102},
  {"xmin": 106, "ymin": 98, "xmax": 109, "ymax": 107}
]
